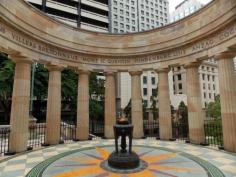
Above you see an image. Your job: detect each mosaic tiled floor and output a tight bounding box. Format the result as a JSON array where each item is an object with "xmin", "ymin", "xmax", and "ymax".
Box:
[{"xmin": 0, "ymin": 139, "xmax": 236, "ymax": 177}]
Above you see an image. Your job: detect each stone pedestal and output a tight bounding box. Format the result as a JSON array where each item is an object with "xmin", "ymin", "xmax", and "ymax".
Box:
[
  {"xmin": 45, "ymin": 65, "xmax": 63, "ymax": 145},
  {"xmin": 157, "ymin": 69, "xmax": 172, "ymax": 140},
  {"xmin": 9, "ymin": 58, "xmax": 32, "ymax": 153},
  {"xmin": 76, "ymin": 70, "xmax": 90, "ymax": 140},
  {"xmin": 216, "ymin": 52, "xmax": 236, "ymax": 152},
  {"xmin": 130, "ymin": 71, "xmax": 144, "ymax": 138},
  {"xmin": 185, "ymin": 63, "xmax": 205, "ymax": 144},
  {"xmin": 104, "ymin": 72, "xmax": 116, "ymax": 138}
]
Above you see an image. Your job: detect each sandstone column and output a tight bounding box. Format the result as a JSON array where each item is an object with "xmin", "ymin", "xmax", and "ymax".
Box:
[
  {"xmin": 104, "ymin": 72, "xmax": 116, "ymax": 138},
  {"xmin": 216, "ymin": 52, "xmax": 236, "ymax": 152},
  {"xmin": 185, "ymin": 62, "xmax": 205, "ymax": 144},
  {"xmin": 76, "ymin": 70, "xmax": 90, "ymax": 140},
  {"xmin": 45, "ymin": 65, "xmax": 63, "ymax": 145},
  {"xmin": 157, "ymin": 68, "xmax": 172, "ymax": 140},
  {"xmin": 130, "ymin": 71, "xmax": 144, "ymax": 138},
  {"xmin": 9, "ymin": 57, "xmax": 32, "ymax": 153}
]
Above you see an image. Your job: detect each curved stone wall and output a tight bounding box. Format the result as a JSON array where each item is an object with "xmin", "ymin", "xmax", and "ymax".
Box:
[{"xmin": 0, "ymin": 0, "xmax": 236, "ymax": 71}]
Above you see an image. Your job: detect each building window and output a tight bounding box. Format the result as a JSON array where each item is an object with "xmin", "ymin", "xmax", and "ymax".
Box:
[
  {"xmin": 202, "ymin": 74, "xmax": 205, "ymax": 80},
  {"xmin": 204, "ymin": 92, "xmax": 206, "ymax": 98},
  {"xmin": 143, "ymin": 76, "xmax": 147, "ymax": 84},
  {"xmin": 177, "ymin": 74, "xmax": 182, "ymax": 80},
  {"xmin": 151, "ymin": 77, "xmax": 155, "ymax": 85},
  {"xmin": 143, "ymin": 100, "xmax": 148, "ymax": 107},
  {"xmin": 152, "ymin": 89, "xmax": 157, "ymax": 96},
  {"xmin": 143, "ymin": 88, "xmax": 147, "ymax": 96},
  {"xmin": 178, "ymin": 83, "xmax": 182, "ymax": 90}
]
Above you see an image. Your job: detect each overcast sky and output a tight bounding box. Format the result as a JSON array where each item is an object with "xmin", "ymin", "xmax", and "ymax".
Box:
[{"xmin": 169, "ymin": 0, "xmax": 212, "ymax": 13}]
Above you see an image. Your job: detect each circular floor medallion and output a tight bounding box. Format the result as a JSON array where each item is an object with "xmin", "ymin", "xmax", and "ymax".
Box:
[{"xmin": 26, "ymin": 145, "xmax": 225, "ymax": 177}]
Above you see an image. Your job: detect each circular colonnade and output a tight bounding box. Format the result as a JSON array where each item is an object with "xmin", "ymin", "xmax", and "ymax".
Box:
[{"xmin": 0, "ymin": 0, "xmax": 236, "ymax": 153}]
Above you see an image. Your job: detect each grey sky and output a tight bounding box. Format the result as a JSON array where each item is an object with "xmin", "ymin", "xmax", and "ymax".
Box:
[{"xmin": 169, "ymin": 0, "xmax": 212, "ymax": 13}]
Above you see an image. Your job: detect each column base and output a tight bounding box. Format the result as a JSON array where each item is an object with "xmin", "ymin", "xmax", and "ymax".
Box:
[
  {"xmin": 4, "ymin": 151, "xmax": 16, "ymax": 156},
  {"xmin": 218, "ymin": 146, "xmax": 224, "ymax": 150},
  {"xmin": 200, "ymin": 142, "xmax": 209, "ymax": 146},
  {"xmin": 27, "ymin": 146, "xmax": 33, "ymax": 151},
  {"xmin": 41, "ymin": 143, "xmax": 50, "ymax": 147},
  {"xmin": 59, "ymin": 140, "xmax": 64, "ymax": 144},
  {"xmin": 169, "ymin": 138, "xmax": 176, "ymax": 141},
  {"xmin": 185, "ymin": 139, "xmax": 190, "ymax": 143}
]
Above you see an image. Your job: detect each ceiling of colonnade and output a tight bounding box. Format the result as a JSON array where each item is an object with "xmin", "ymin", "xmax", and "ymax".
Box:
[{"xmin": 0, "ymin": 0, "xmax": 236, "ymax": 71}]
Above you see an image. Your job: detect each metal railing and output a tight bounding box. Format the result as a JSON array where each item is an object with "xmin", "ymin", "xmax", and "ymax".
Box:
[
  {"xmin": 143, "ymin": 120, "xmax": 159, "ymax": 138},
  {"xmin": 28, "ymin": 123, "xmax": 46, "ymax": 148},
  {"xmin": 172, "ymin": 122, "xmax": 189, "ymax": 142},
  {"xmin": 0, "ymin": 125, "xmax": 10, "ymax": 154},
  {"xmin": 89, "ymin": 120, "xmax": 104, "ymax": 137},
  {"xmin": 204, "ymin": 119, "xmax": 223, "ymax": 148},
  {"xmin": 60, "ymin": 122, "xmax": 76, "ymax": 142}
]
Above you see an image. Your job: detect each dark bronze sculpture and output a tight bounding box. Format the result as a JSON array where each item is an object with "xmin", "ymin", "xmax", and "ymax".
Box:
[{"xmin": 107, "ymin": 116, "xmax": 140, "ymax": 169}]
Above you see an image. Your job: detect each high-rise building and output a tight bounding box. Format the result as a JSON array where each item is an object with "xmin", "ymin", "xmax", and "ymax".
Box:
[
  {"xmin": 170, "ymin": 0, "xmax": 219, "ymax": 109},
  {"xmin": 110, "ymin": 0, "xmax": 169, "ymax": 33},
  {"xmin": 170, "ymin": 0, "xmax": 203, "ymax": 23},
  {"xmin": 171, "ymin": 60, "xmax": 219, "ymax": 108},
  {"xmin": 25, "ymin": 0, "xmax": 109, "ymax": 32},
  {"xmin": 112, "ymin": 0, "xmax": 170, "ymax": 112}
]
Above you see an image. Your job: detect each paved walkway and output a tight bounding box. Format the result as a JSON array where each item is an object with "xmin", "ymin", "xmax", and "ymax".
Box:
[{"xmin": 0, "ymin": 139, "xmax": 235, "ymax": 177}]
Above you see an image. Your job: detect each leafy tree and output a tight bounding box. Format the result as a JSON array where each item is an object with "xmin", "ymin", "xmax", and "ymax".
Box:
[
  {"xmin": 61, "ymin": 69, "xmax": 78, "ymax": 112},
  {"xmin": 89, "ymin": 73, "xmax": 105, "ymax": 100},
  {"xmin": 124, "ymin": 99, "xmax": 131, "ymax": 121},
  {"xmin": 33, "ymin": 64, "xmax": 48, "ymax": 100},
  {"xmin": 177, "ymin": 101, "xmax": 188, "ymax": 124},
  {"xmin": 150, "ymin": 96, "xmax": 158, "ymax": 120},
  {"xmin": 89, "ymin": 73, "xmax": 105, "ymax": 120},
  {"xmin": 206, "ymin": 95, "xmax": 221, "ymax": 119},
  {"xmin": 89, "ymin": 99, "xmax": 104, "ymax": 120},
  {"xmin": 0, "ymin": 54, "xmax": 14, "ymax": 123},
  {"xmin": 143, "ymin": 99, "xmax": 148, "ymax": 120}
]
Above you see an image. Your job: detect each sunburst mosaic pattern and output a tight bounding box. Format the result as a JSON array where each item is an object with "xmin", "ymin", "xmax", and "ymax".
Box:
[{"xmin": 39, "ymin": 146, "xmax": 210, "ymax": 177}]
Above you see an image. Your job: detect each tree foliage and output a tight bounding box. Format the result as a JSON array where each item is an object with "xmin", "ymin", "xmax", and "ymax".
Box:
[
  {"xmin": 124, "ymin": 99, "xmax": 131, "ymax": 121},
  {"xmin": 206, "ymin": 95, "xmax": 221, "ymax": 119},
  {"xmin": 177, "ymin": 101, "xmax": 188, "ymax": 124},
  {"xmin": 150, "ymin": 96, "xmax": 158, "ymax": 120},
  {"xmin": 61, "ymin": 69, "xmax": 78, "ymax": 111},
  {"xmin": 0, "ymin": 54, "xmax": 14, "ymax": 123},
  {"xmin": 0, "ymin": 54, "xmax": 105, "ymax": 123},
  {"xmin": 34, "ymin": 64, "xmax": 48, "ymax": 100},
  {"xmin": 89, "ymin": 73, "xmax": 105, "ymax": 120}
]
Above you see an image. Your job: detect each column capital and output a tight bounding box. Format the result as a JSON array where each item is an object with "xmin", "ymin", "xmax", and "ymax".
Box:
[
  {"xmin": 46, "ymin": 64, "xmax": 64, "ymax": 71},
  {"xmin": 104, "ymin": 71, "xmax": 116, "ymax": 76},
  {"xmin": 184, "ymin": 61, "xmax": 201, "ymax": 69},
  {"xmin": 76, "ymin": 69, "xmax": 90, "ymax": 75},
  {"xmin": 129, "ymin": 70, "xmax": 142, "ymax": 76},
  {"xmin": 10, "ymin": 56, "xmax": 34, "ymax": 64},
  {"xmin": 215, "ymin": 51, "xmax": 236, "ymax": 60},
  {"xmin": 155, "ymin": 67, "xmax": 170, "ymax": 73}
]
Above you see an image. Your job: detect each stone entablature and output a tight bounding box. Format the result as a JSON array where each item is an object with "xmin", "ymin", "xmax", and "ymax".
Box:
[{"xmin": 0, "ymin": 0, "xmax": 236, "ymax": 71}]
